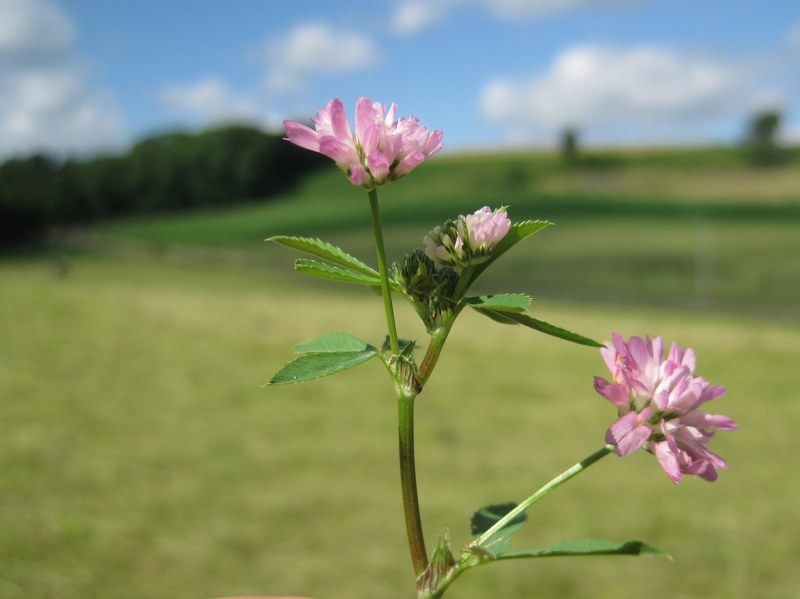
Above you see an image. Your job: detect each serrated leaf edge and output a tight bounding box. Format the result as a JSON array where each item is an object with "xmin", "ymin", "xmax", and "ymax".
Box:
[{"xmin": 267, "ymin": 235, "xmax": 379, "ymax": 277}]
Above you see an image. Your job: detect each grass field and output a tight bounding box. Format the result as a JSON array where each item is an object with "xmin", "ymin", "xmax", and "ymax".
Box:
[
  {"xmin": 2, "ymin": 148, "xmax": 800, "ymax": 599},
  {"xmin": 100, "ymin": 148, "xmax": 800, "ymax": 318}
]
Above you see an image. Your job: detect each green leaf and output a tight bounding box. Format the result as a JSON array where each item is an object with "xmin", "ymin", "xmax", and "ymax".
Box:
[
  {"xmin": 470, "ymin": 503, "xmax": 527, "ymax": 557},
  {"xmin": 471, "ymin": 502, "xmax": 527, "ymax": 536},
  {"xmin": 472, "ymin": 308, "xmax": 603, "ymax": 347},
  {"xmin": 295, "ymin": 332, "xmax": 374, "ymax": 353},
  {"xmin": 294, "ymin": 259, "xmax": 382, "ymax": 285},
  {"xmin": 463, "ymin": 293, "xmax": 531, "ymax": 313},
  {"xmin": 465, "ymin": 220, "xmax": 552, "ymax": 289},
  {"xmin": 268, "ymin": 350, "xmax": 378, "ymax": 385},
  {"xmin": 496, "ymin": 539, "xmax": 671, "ymax": 561},
  {"xmin": 472, "ymin": 309, "xmax": 519, "ymax": 325},
  {"xmin": 268, "ymin": 235, "xmax": 379, "ymax": 278}
]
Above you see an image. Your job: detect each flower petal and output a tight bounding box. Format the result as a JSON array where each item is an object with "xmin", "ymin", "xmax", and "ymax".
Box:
[
  {"xmin": 328, "ymin": 98, "xmax": 353, "ymax": 141},
  {"xmin": 653, "ymin": 440, "xmax": 683, "ymax": 484},
  {"xmin": 393, "ymin": 150, "xmax": 425, "ymax": 177},
  {"xmin": 606, "ymin": 411, "xmax": 652, "ymax": 456},
  {"xmin": 349, "ymin": 164, "xmax": 371, "ymax": 186},
  {"xmin": 319, "ymin": 136, "xmax": 358, "ymax": 164},
  {"xmin": 283, "ymin": 120, "xmax": 320, "ymax": 151},
  {"xmin": 593, "ymin": 377, "xmax": 629, "ymax": 410},
  {"xmin": 366, "ymin": 150, "xmax": 391, "ymax": 183},
  {"xmin": 680, "ymin": 410, "xmax": 738, "ymax": 431},
  {"xmin": 355, "ymin": 96, "xmax": 378, "ymax": 141}
]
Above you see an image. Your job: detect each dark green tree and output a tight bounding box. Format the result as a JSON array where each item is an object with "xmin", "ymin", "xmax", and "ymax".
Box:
[
  {"xmin": 0, "ymin": 154, "xmax": 60, "ymax": 243},
  {"xmin": 0, "ymin": 125, "xmax": 330, "ymax": 246},
  {"xmin": 560, "ymin": 126, "xmax": 580, "ymax": 165},
  {"xmin": 744, "ymin": 109, "xmax": 784, "ymax": 166}
]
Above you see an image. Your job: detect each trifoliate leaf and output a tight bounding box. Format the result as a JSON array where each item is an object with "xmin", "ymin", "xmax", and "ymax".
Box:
[
  {"xmin": 472, "ymin": 308, "xmax": 603, "ymax": 347},
  {"xmin": 496, "ymin": 539, "xmax": 671, "ymax": 560},
  {"xmin": 268, "ymin": 350, "xmax": 378, "ymax": 385},
  {"xmin": 294, "ymin": 259, "xmax": 382, "ymax": 285},
  {"xmin": 268, "ymin": 235, "xmax": 379, "ymax": 277},
  {"xmin": 463, "ymin": 293, "xmax": 531, "ymax": 313},
  {"xmin": 295, "ymin": 332, "xmax": 374, "ymax": 353}
]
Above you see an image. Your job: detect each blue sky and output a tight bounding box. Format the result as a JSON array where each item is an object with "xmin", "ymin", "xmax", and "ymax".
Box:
[{"xmin": 2, "ymin": 0, "xmax": 799, "ymax": 157}]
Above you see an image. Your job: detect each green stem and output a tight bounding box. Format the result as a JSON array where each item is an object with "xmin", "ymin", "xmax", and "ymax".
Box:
[
  {"xmin": 416, "ymin": 322, "xmax": 454, "ymax": 388},
  {"xmin": 398, "ymin": 391, "xmax": 428, "ymax": 575},
  {"xmin": 368, "ymin": 188, "xmax": 400, "ymax": 355},
  {"xmin": 367, "ymin": 188, "xmax": 426, "ymax": 574},
  {"xmin": 452, "ymin": 265, "xmax": 475, "ymax": 303},
  {"xmin": 420, "ymin": 445, "xmax": 615, "ymax": 599},
  {"xmin": 471, "ymin": 444, "xmax": 614, "ymax": 549}
]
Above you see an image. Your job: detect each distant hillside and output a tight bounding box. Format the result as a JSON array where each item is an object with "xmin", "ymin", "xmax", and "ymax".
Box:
[
  {"xmin": 3, "ymin": 139, "xmax": 798, "ymax": 249},
  {"xmin": 0, "ymin": 125, "xmax": 328, "ymax": 246}
]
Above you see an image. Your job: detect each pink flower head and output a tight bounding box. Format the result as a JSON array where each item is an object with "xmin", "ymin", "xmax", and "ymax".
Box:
[
  {"xmin": 464, "ymin": 206, "xmax": 512, "ymax": 250},
  {"xmin": 423, "ymin": 206, "xmax": 511, "ymax": 267},
  {"xmin": 283, "ymin": 97, "xmax": 443, "ymax": 189},
  {"xmin": 594, "ymin": 333, "xmax": 737, "ymax": 484}
]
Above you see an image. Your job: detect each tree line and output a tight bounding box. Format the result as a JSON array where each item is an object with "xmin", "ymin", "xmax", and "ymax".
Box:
[{"xmin": 0, "ymin": 125, "xmax": 328, "ymax": 246}]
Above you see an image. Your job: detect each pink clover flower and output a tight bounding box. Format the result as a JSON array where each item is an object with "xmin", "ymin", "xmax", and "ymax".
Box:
[
  {"xmin": 594, "ymin": 333, "xmax": 737, "ymax": 484},
  {"xmin": 283, "ymin": 97, "xmax": 443, "ymax": 189}
]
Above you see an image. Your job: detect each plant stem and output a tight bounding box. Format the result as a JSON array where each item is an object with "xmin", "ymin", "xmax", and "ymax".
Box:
[
  {"xmin": 398, "ymin": 391, "xmax": 428, "ymax": 575},
  {"xmin": 452, "ymin": 265, "xmax": 475, "ymax": 303},
  {"xmin": 471, "ymin": 444, "xmax": 615, "ymax": 549},
  {"xmin": 368, "ymin": 188, "xmax": 400, "ymax": 355},
  {"xmin": 367, "ymin": 188, "xmax": 426, "ymax": 574},
  {"xmin": 427, "ymin": 446, "xmax": 614, "ymax": 599},
  {"xmin": 416, "ymin": 323, "xmax": 454, "ymax": 387}
]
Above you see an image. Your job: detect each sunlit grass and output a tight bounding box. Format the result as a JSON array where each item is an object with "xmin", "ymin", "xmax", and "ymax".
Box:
[
  {"xmin": 1, "ymin": 252, "xmax": 798, "ymax": 599},
  {"xmin": 5, "ymin": 146, "xmax": 798, "ymax": 597}
]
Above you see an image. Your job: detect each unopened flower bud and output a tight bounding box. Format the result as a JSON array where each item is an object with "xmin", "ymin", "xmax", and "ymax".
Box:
[
  {"xmin": 394, "ymin": 249, "xmax": 459, "ymax": 331},
  {"xmin": 424, "ymin": 206, "xmax": 511, "ymax": 267}
]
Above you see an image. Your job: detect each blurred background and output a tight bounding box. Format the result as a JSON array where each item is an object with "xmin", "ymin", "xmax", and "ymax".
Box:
[{"xmin": 1, "ymin": 1, "xmax": 799, "ymax": 598}]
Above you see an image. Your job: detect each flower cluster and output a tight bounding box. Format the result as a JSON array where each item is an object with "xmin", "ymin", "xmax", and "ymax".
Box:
[
  {"xmin": 424, "ymin": 206, "xmax": 511, "ymax": 268},
  {"xmin": 394, "ymin": 249, "xmax": 459, "ymax": 331},
  {"xmin": 283, "ymin": 97, "xmax": 443, "ymax": 189},
  {"xmin": 593, "ymin": 334, "xmax": 737, "ymax": 484}
]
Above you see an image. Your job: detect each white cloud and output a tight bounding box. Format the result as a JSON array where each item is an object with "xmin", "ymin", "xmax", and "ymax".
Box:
[
  {"xmin": 480, "ymin": 44, "xmax": 752, "ymax": 144},
  {"xmin": 391, "ymin": 2, "xmax": 449, "ymax": 35},
  {"xmin": 265, "ymin": 23, "xmax": 379, "ymax": 95},
  {"xmin": 480, "ymin": 0, "xmax": 633, "ymax": 19},
  {"xmin": 391, "ymin": 0, "xmax": 634, "ymax": 35},
  {"xmin": 0, "ymin": 0, "xmax": 125, "ymax": 157},
  {"xmin": 158, "ymin": 23, "xmax": 379, "ymax": 131},
  {"xmin": 160, "ymin": 78, "xmax": 260, "ymax": 125},
  {"xmin": 0, "ymin": 0, "xmax": 73, "ymax": 54}
]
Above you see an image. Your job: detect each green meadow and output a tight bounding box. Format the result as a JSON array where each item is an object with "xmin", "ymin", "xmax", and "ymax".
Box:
[{"xmin": 2, "ymin": 149, "xmax": 800, "ymax": 598}]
